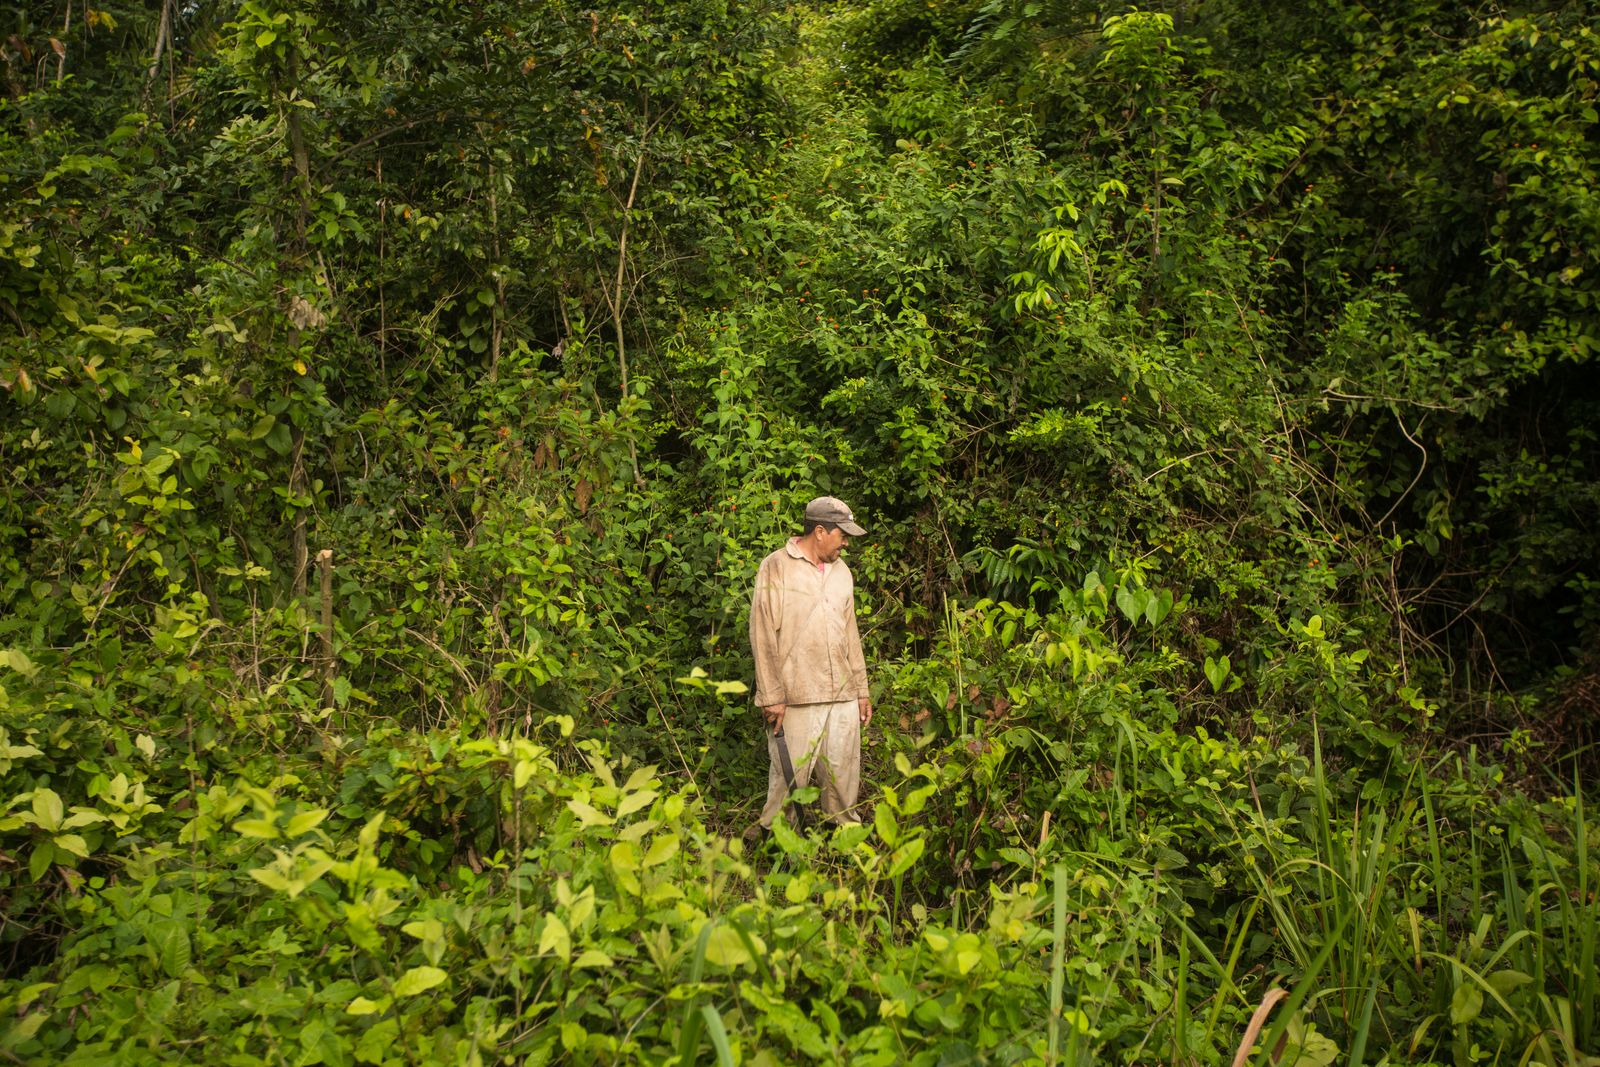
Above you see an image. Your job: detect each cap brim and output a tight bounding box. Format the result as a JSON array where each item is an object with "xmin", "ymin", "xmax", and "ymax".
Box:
[{"xmin": 840, "ymin": 520, "xmax": 866, "ymax": 536}]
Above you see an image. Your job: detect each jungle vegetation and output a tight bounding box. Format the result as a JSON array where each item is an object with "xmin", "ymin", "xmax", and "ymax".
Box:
[{"xmin": 1, "ymin": 0, "xmax": 1597, "ymax": 1063}]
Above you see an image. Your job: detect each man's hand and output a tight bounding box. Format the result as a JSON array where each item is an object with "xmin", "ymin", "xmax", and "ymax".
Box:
[
  {"xmin": 763, "ymin": 702, "xmax": 787, "ymax": 735},
  {"xmin": 858, "ymin": 697, "xmax": 873, "ymax": 726}
]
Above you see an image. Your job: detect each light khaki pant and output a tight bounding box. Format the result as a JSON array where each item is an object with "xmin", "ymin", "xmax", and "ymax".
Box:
[{"xmin": 759, "ymin": 699, "xmax": 861, "ymax": 827}]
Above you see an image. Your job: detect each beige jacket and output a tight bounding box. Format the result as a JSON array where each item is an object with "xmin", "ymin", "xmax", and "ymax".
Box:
[{"xmin": 749, "ymin": 539, "xmax": 869, "ymax": 707}]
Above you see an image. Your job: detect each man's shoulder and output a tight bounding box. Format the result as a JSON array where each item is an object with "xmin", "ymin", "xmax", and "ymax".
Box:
[{"xmin": 754, "ymin": 544, "xmax": 796, "ymax": 580}]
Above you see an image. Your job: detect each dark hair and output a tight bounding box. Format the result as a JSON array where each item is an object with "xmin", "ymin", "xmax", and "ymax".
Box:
[{"xmin": 803, "ymin": 520, "xmax": 840, "ymax": 537}]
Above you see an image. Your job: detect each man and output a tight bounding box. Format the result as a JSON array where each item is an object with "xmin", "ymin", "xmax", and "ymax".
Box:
[{"xmin": 746, "ymin": 496, "xmax": 873, "ymax": 837}]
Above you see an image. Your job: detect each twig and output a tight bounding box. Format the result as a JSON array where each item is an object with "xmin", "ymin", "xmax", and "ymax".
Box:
[
  {"xmin": 1373, "ymin": 410, "xmax": 1429, "ymax": 530},
  {"xmin": 1231, "ymin": 987, "xmax": 1288, "ymax": 1067}
]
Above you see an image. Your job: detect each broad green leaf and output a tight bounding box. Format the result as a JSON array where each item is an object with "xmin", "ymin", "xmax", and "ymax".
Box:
[
  {"xmin": 358, "ymin": 811, "xmax": 386, "ymax": 847},
  {"xmin": 513, "ymin": 758, "xmax": 540, "ymax": 789},
  {"xmin": 249, "ymin": 867, "xmax": 293, "ymax": 893},
  {"xmin": 233, "ymin": 817, "xmax": 280, "ymax": 839},
  {"xmin": 539, "ymin": 914, "xmax": 571, "ymax": 962},
  {"xmin": 643, "ymin": 833, "xmax": 679, "ymax": 867},
  {"xmin": 1146, "ymin": 589, "xmax": 1173, "ymax": 625},
  {"xmin": 902, "ymin": 784, "xmax": 936, "ymax": 816},
  {"xmin": 887, "ymin": 837, "xmax": 926, "ymax": 879},
  {"xmin": 7, "ymin": 1013, "xmax": 46, "ymax": 1045},
  {"xmin": 769, "ymin": 814, "xmax": 804, "ymax": 853},
  {"xmin": 392, "ymin": 966, "xmax": 447, "ymax": 997},
  {"xmin": 785, "ymin": 873, "xmax": 813, "ymax": 903},
  {"xmin": 402, "ymin": 918, "xmax": 444, "ymax": 942},
  {"xmin": 703, "ymin": 924, "xmax": 752, "ymax": 969},
  {"xmin": 346, "ymin": 996, "xmax": 386, "ymax": 1015},
  {"xmin": 1203, "ymin": 655, "xmax": 1230, "ymax": 692},
  {"xmin": 566, "ymin": 799, "xmax": 614, "ymax": 827},
  {"xmin": 31, "ymin": 789, "xmax": 64, "ymax": 832},
  {"xmin": 154, "ymin": 955, "xmax": 188, "ymax": 1002},
  {"xmin": 2, "ymin": 739, "xmax": 42, "ymax": 762},
  {"xmin": 264, "ymin": 422, "xmax": 294, "ymax": 456},
  {"xmin": 874, "ymin": 804, "xmax": 899, "ymax": 847},
  {"xmin": 52, "ymin": 833, "xmax": 89, "ymax": 858},
  {"xmin": 147, "ymin": 918, "xmax": 191, "ymax": 978},
  {"xmin": 14, "ymin": 983, "xmax": 55, "ymax": 1008},
  {"xmin": 1115, "ymin": 585, "xmax": 1144, "ymax": 624},
  {"xmin": 609, "ymin": 840, "xmax": 639, "ymax": 872},
  {"xmin": 831, "ymin": 822, "xmax": 871, "ymax": 852},
  {"xmin": 0, "ymin": 650, "xmax": 39, "ymax": 678},
  {"xmin": 1282, "ymin": 1016, "xmax": 1341, "ymax": 1067},
  {"xmin": 616, "ymin": 789, "xmax": 658, "ymax": 819},
  {"xmin": 29, "ymin": 842, "xmax": 54, "ymax": 881},
  {"xmin": 1450, "ymin": 982, "xmax": 1483, "ymax": 1025},
  {"xmin": 285, "ymin": 808, "xmax": 328, "ymax": 837},
  {"xmin": 610, "ymin": 840, "xmax": 642, "ymax": 894},
  {"xmin": 1486, "ymin": 970, "xmax": 1533, "ymax": 996}
]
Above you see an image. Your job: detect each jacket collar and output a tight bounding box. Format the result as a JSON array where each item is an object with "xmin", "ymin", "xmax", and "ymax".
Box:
[{"xmin": 784, "ymin": 537, "xmax": 835, "ymax": 571}]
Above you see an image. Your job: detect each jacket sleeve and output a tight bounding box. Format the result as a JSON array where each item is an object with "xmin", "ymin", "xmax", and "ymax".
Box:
[
  {"xmin": 844, "ymin": 587, "xmax": 869, "ymax": 700},
  {"xmin": 749, "ymin": 556, "xmax": 786, "ymax": 706}
]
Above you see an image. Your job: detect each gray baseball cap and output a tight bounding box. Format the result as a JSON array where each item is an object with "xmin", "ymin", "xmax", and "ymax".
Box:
[{"xmin": 805, "ymin": 496, "xmax": 866, "ymax": 536}]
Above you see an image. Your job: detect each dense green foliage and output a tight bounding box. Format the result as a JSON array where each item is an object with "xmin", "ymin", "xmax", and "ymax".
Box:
[{"xmin": 2, "ymin": 0, "xmax": 1597, "ymax": 1063}]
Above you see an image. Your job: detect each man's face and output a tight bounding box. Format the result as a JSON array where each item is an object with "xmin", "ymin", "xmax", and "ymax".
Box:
[{"xmin": 817, "ymin": 525, "xmax": 850, "ymax": 562}]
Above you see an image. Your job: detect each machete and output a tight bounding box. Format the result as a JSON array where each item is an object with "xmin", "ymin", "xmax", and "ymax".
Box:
[{"xmin": 772, "ymin": 725, "xmax": 809, "ymax": 831}]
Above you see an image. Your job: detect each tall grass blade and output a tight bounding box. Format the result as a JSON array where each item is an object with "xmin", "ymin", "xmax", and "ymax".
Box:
[
  {"xmin": 1419, "ymin": 951, "xmax": 1529, "ymax": 1029},
  {"xmin": 1421, "ymin": 773, "xmax": 1446, "ymax": 950},
  {"xmin": 1048, "ymin": 863, "xmax": 1067, "ymax": 1065},
  {"xmin": 676, "ymin": 920, "xmax": 715, "ymax": 1066},
  {"xmin": 1175, "ymin": 926, "xmax": 1190, "ymax": 1065},
  {"xmin": 1574, "ymin": 771, "xmax": 1593, "ymax": 1050},
  {"xmin": 701, "ymin": 1004, "xmax": 736, "ymax": 1067},
  {"xmin": 1204, "ymin": 897, "xmax": 1260, "ymax": 1040},
  {"xmin": 1346, "ymin": 972, "xmax": 1380, "ymax": 1067},
  {"xmin": 1252, "ymin": 902, "xmax": 1356, "ymax": 1065}
]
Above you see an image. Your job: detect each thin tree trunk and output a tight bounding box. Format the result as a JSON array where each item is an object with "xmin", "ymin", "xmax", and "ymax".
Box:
[
  {"xmin": 146, "ymin": 0, "xmax": 171, "ymax": 84},
  {"xmin": 291, "ymin": 429, "xmax": 308, "ymax": 600},
  {"xmin": 487, "ymin": 162, "xmax": 505, "ymax": 381},
  {"xmin": 602, "ymin": 123, "xmax": 652, "ymax": 486},
  {"xmin": 376, "ymin": 155, "xmax": 388, "ymax": 377},
  {"xmin": 54, "ymin": 0, "xmax": 72, "ymax": 86},
  {"xmin": 317, "ymin": 549, "xmax": 336, "ymax": 711},
  {"xmin": 283, "ymin": 52, "xmax": 312, "ymax": 224}
]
